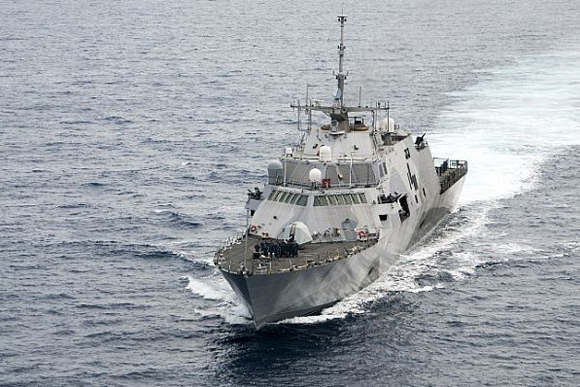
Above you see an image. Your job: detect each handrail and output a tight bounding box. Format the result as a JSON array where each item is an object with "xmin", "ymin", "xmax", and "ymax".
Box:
[{"xmin": 437, "ymin": 160, "xmax": 468, "ymax": 194}]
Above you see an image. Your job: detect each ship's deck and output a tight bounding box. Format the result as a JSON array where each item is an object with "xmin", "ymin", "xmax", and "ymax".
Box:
[
  {"xmin": 215, "ymin": 235, "xmax": 376, "ymax": 275},
  {"xmin": 435, "ymin": 159, "xmax": 468, "ymax": 194}
]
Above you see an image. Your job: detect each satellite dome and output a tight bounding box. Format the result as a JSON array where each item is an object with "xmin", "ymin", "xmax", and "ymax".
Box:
[
  {"xmin": 309, "ymin": 168, "xmax": 323, "ymax": 184},
  {"xmin": 319, "ymin": 145, "xmax": 332, "ymax": 162},
  {"xmin": 381, "ymin": 117, "xmax": 395, "ymax": 132}
]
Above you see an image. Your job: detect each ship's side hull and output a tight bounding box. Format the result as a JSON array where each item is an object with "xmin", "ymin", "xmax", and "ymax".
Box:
[{"xmin": 405, "ymin": 175, "xmax": 466, "ymax": 249}]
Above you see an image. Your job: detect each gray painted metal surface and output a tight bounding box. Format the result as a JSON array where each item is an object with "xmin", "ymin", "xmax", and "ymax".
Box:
[{"xmin": 214, "ymin": 15, "xmax": 468, "ymax": 328}]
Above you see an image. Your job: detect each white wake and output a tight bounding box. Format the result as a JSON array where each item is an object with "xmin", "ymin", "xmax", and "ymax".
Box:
[{"xmin": 187, "ymin": 47, "xmax": 580, "ymax": 327}]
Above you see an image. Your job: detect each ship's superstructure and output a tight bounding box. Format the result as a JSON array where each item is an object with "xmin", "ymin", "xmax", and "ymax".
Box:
[{"xmin": 214, "ymin": 15, "xmax": 467, "ymax": 328}]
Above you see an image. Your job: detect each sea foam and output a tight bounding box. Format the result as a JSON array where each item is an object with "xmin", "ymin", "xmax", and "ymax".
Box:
[
  {"xmin": 431, "ymin": 48, "xmax": 580, "ymax": 205},
  {"xmin": 194, "ymin": 47, "xmax": 580, "ymax": 327}
]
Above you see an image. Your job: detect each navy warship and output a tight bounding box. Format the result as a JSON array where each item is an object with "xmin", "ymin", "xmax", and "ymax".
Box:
[{"xmin": 214, "ymin": 15, "xmax": 467, "ymax": 329}]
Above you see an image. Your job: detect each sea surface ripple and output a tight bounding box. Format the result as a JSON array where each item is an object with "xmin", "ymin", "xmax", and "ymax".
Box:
[{"xmin": 1, "ymin": 0, "xmax": 580, "ymax": 386}]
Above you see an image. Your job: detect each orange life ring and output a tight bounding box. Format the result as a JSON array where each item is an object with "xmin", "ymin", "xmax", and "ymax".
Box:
[
  {"xmin": 249, "ymin": 225, "xmax": 257, "ymax": 233},
  {"xmin": 357, "ymin": 230, "xmax": 367, "ymax": 239}
]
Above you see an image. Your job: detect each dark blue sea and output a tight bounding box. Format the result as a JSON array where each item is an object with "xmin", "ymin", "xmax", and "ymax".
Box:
[{"xmin": 2, "ymin": 1, "xmax": 580, "ymax": 386}]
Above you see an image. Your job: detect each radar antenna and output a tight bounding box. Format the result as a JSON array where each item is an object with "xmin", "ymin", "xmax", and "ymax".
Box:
[{"xmin": 335, "ymin": 15, "xmax": 347, "ymax": 107}]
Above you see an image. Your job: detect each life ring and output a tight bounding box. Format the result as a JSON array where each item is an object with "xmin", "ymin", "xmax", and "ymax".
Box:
[
  {"xmin": 249, "ymin": 225, "xmax": 257, "ymax": 233},
  {"xmin": 357, "ymin": 229, "xmax": 368, "ymax": 240}
]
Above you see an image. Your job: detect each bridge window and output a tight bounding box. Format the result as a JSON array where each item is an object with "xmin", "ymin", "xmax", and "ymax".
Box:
[
  {"xmin": 312, "ymin": 193, "xmax": 369, "ymax": 207},
  {"xmin": 358, "ymin": 193, "xmax": 367, "ymax": 203},
  {"xmin": 268, "ymin": 190, "xmax": 308, "ymax": 206},
  {"xmin": 314, "ymin": 196, "xmax": 329, "ymax": 206},
  {"xmin": 289, "ymin": 194, "xmax": 300, "ymax": 204},
  {"xmin": 296, "ymin": 195, "xmax": 308, "ymax": 206},
  {"xmin": 344, "ymin": 194, "xmax": 353, "ymax": 204}
]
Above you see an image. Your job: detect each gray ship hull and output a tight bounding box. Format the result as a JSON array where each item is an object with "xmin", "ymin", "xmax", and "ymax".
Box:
[
  {"xmin": 219, "ymin": 175, "xmax": 466, "ymax": 329},
  {"xmin": 221, "ymin": 243, "xmax": 388, "ymax": 329}
]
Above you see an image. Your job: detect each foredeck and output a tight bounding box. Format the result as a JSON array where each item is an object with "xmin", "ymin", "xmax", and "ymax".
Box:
[{"xmin": 215, "ymin": 235, "xmax": 377, "ymax": 275}]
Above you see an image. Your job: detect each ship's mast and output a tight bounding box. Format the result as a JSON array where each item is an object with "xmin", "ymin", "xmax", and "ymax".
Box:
[
  {"xmin": 290, "ymin": 14, "xmax": 390, "ymax": 134},
  {"xmin": 335, "ymin": 15, "xmax": 347, "ymax": 108}
]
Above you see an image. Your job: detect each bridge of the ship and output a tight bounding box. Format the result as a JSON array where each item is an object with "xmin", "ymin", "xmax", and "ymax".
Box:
[{"xmin": 215, "ymin": 235, "xmax": 377, "ymax": 276}]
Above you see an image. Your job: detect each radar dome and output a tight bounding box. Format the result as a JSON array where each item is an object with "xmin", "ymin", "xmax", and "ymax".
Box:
[
  {"xmin": 381, "ymin": 117, "xmax": 395, "ymax": 132},
  {"xmin": 319, "ymin": 146, "xmax": 332, "ymax": 162},
  {"xmin": 309, "ymin": 168, "xmax": 323, "ymax": 184},
  {"xmin": 267, "ymin": 160, "xmax": 283, "ymax": 184}
]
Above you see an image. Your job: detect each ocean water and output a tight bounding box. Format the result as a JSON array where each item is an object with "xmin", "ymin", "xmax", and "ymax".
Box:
[{"xmin": 1, "ymin": 0, "xmax": 580, "ymax": 386}]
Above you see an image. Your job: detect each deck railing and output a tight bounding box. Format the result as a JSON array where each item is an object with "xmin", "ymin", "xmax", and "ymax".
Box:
[
  {"xmin": 435, "ymin": 159, "xmax": 468, "ymax": 194},
  {"xmin": 215, "ymin": 238, "xmax": 378, "ymax": 276}
]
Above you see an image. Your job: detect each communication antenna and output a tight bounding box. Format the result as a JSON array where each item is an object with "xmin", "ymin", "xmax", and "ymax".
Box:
[
  {"xmin": 335, "ymin": 14, "xmax": 347, "ymax": 107},
  {"xmin": 387, "ymin": 100, "xmax": 390, "ymax": 131},
  {"xmin": 306, "ymin": 84, "xmax": 313, "ymax": 131}
]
